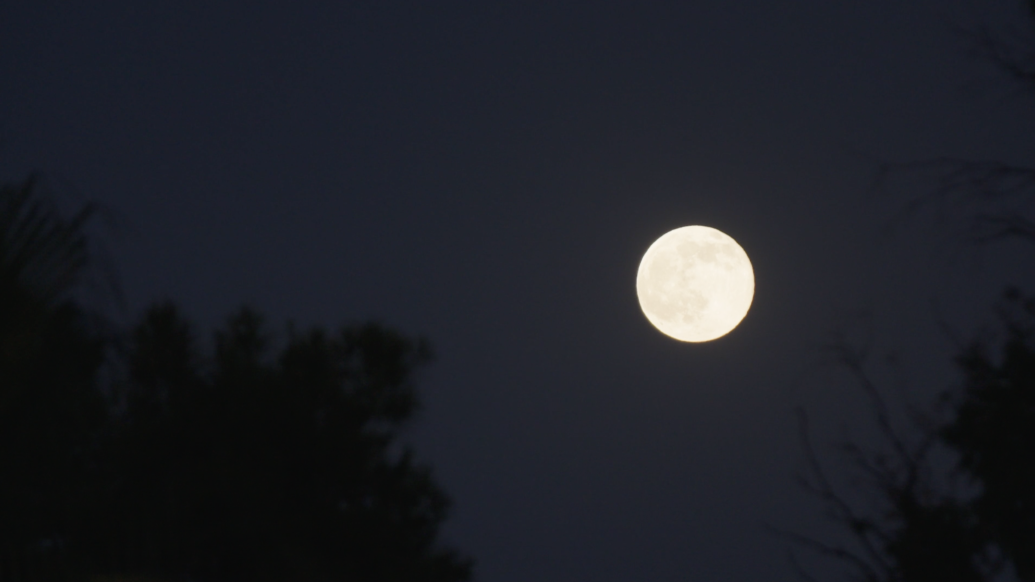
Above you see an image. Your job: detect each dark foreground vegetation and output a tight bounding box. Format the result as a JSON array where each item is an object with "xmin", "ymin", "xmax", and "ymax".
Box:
[
  {"xmin": 788, "ymin": 2, "xmax": 1035, "ymax": 580},
  {"xmin": 0, "ymin": 176, "xmax": 472, "ymax": 582}
]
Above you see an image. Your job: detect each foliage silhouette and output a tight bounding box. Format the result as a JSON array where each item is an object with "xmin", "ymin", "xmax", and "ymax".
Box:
[
  {"xmin": 86, "ymin": 303, "xmax": 472, "ymax": 582},
  {"xmin": 789, "ymin": 292, "xmax": 1035, "ymax": 582},
  {"xmin": 784, "ymin": 2, "xmax": 1035, "ymax": 580},
  {"xmin": 0, "ymin": 174, "xmax": 111, "ymax": 580},
  {"xmin": 0, "ymin": 176, "xmax": 473, "ymax": 581},
  {"xmin": 1, "ymin": 174, "xmax": 101, "ymax": 409},
  {"xmin": 943, "ymin": 290, "xmax": 1035, "ymax": 580}
]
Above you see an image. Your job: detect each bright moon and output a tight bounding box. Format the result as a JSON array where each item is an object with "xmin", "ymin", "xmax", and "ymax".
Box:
[{"xmin": 636, "ymin": 225, "xmax": 754, "ymax": 342}]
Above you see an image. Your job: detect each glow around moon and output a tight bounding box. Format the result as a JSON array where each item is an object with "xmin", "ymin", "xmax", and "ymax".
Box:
[{"xmin": 636, "ymin": 225, "xmax": 754, "ymax": 342}]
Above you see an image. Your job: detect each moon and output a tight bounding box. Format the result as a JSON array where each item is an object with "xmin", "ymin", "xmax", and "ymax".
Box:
[{"xmin": 636, "ymin": 225, "xmax": 754, "ymax": 342}]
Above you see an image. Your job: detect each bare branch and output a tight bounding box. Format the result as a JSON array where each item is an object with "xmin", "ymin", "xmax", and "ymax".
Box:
[
  {"xmin": 836, "ymin": 441, "xmax": 898, "ymax": 496},
  {"xmin": 876, "ymin": 157, "xmax": 1035, "ymax": 250},
  {"xmin": 952, "ymin": 21, "xmax": 1035, "ymax": 94},
  {"xmin": 971, "ymin": 212, "xmax": 1035, "ymax": 243},
  {"xmin": 765, "ymin": 523, "xmax": 884, "ymax": 582},
  {"xmin": 827, "ymin": 342, "xmax": 916, "ymax": 475},
  {"xmin": 795, "ymin": 408, "xmax": 893, "ymax": 574},
  {"xmin": 787, "ymin": 551, "xmax": 825, "ymax": 582}
]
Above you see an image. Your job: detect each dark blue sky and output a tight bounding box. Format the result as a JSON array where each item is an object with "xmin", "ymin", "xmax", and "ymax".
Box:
[{"xmin": 3, "ymin": 1, "xmax": 1034, "ymax": 581}]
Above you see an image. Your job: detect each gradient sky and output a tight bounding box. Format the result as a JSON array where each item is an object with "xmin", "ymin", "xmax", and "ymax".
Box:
[{"xmin": 3, "ymin": 1, "xmax": 1035, "ymax": 581}]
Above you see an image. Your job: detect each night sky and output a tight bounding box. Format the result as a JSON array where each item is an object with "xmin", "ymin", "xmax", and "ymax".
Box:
[{"xmin": 3, "ymin": 1, "xmax": 1035, "ymax": 581}]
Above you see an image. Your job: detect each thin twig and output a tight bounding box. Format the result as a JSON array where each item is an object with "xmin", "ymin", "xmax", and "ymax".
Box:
[
  {"xmin": 765, "ymin": 523, "xmax": 883, "ymax": 582},
  {"xmin": 795, "ymin": 408, "xmax": 892, "ymax": 574}
]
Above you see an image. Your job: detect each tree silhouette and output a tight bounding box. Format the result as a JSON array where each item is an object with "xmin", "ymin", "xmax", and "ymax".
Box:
[
  {"xmin": 0, "ymin": 174, "xmax": 101, "ymax": 410},
  {"xmin": 0, "ymin": 176, "xmax": 473, "ymax": 581},
  {"xmin": 87, "ymin": 303, "xmax": 473, "ymax": 582},
  {"xmin": 784, "ymin": 2, "xmax": 1035, "ymax": 580},
  {"xmin": 0, "ymin": 174, "xmax": 111, "ymax": 580},
  {"xmin": 942, "ymin": 289, "xmax": 1035, "ymax": 580}
]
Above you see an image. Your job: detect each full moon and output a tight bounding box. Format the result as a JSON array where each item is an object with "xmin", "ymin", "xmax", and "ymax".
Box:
[{"xmin": 636, "ymin": 225, "xmax": 754, "ymax": 342}]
